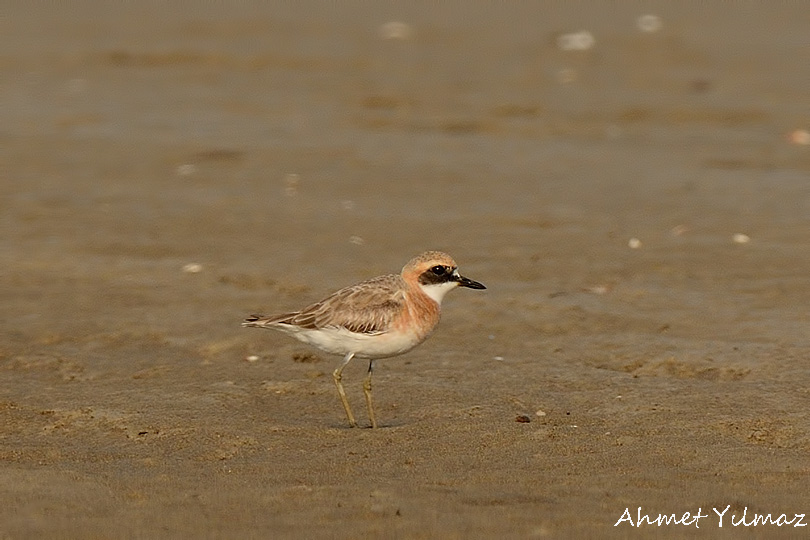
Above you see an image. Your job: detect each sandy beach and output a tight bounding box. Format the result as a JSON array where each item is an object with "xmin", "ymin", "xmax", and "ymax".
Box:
[{"xmin": 2, "ymin": 3, "xmax": 810, "ymax": 538}]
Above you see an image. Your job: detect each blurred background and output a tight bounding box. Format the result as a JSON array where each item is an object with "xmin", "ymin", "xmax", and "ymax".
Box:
[{"xmin": 2, "ymin": 3, "xmax": 810, "ymax": 537}]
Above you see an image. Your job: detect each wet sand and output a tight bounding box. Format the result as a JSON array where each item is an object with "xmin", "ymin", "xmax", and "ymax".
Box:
[{"xmin": 2, "ymin": 3, "xmax": 810, "ymax": 538}]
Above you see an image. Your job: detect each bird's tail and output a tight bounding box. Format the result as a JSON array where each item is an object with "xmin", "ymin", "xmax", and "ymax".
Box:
[{"xmin": 242, "ymin": 313, "xmax": 298, "ymax": 328}]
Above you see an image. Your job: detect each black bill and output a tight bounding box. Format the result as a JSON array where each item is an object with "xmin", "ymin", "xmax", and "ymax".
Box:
[{"xmin": 455, "ymin": 274, "xmax": 486, "ymax": 290}]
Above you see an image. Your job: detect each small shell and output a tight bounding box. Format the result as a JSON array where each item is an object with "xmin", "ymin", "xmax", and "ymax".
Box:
[
  {"xmin": 637, "ymin": 15, "xmax": 663, "ymax": 33},
  {"xmin": 732, "ymin": 233, "xmax": 751, "ymax": 244},
  {"xmin": 670, "ymin": 224, "xmax": 690, "ymax": 236},
  {"xmin": 283, "ymin": 173, "xmax": 300, "ymax": 196},
  {"xmin": 182, "ymin": 263, "xmax": 203, "ymax": 273},
  {"xmin": 176, "ymin": 164, "xmax": 196, "ymax": 176},
  {"xmin": 557, "ymin": 31, "xmax": 595, "ymax": 51},
  {"xmin": 583, "ymin": 284, "xmax": 611, "ymax": 295}
]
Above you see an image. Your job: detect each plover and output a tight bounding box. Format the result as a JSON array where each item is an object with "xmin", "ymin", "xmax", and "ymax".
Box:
[{"xmin": 242, "ymin": 251, "xmax": 486, "ymax": 428}]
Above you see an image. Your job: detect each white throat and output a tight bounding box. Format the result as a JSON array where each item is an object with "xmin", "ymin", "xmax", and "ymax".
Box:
[{"xmin": 418, "ymin": 281, "xmax": 458, "ymax": 305}]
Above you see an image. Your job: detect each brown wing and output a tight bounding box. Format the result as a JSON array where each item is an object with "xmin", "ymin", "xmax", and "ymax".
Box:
[{"xmin": 287, "ymin": 274, "xmax": 405, "ymax": 334}]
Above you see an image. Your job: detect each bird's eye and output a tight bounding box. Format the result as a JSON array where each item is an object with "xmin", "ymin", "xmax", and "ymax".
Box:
[{"xmin": 431, "ymin": 265, "xmax": 446, "ymax": 275}]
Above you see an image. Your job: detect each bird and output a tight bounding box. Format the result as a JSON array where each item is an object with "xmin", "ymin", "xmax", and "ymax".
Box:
[{"xmin": 242, "ymin": 251, "xmax": 486, "ymax": 428}]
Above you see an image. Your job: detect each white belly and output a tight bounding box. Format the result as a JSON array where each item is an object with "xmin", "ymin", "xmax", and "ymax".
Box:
[{"xmin": 275, "ymin": 324, "xmax": 426, "ymax": 359}]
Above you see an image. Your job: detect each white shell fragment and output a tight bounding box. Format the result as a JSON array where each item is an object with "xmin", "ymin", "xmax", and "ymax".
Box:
[
  {"xmin": 283, "ymin": 173, "xmax": 300, "ymax": 196},
  {"xmin": 628, "ymin": 238, "xmax": 642, "ymax": 249},
  {"xmin": 557, "ymin": 31, "xmax": 595, "ymax": 51},
  {"xmin": 583, "ymin": 284, "xmax": 611, "ymax": 295},
  {"xmin": 176, "ymin": 164, "xmax": 196, "ymax": 176},
  {"xmin": 182, "ymin": 263, "xmax": 203, "ymax": 273},
  {"xmin": 637, "ymin": 14, "xmax": 663, "ymax": 33},
  {"xmin": 670, "ymin": 224, "xmax": 690, "ymax": 236},
  {"xmin": 732, "ymin": 233, "xmax": 751, "ymax": 244}
]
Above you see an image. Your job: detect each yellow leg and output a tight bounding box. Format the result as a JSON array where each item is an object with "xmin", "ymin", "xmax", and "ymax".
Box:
[
  {"xmin": 363, "ymin": 360, "xmax": 377, "ymax": 428},
  {"xmin": 333, "ymin": 353, "xmax": 357, "ymax": 428}
]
